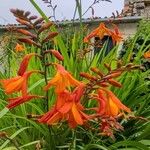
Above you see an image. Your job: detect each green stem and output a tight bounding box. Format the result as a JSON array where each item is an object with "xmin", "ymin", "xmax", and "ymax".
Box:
[
  {"xmin": 6, "ymin": 136, "xmax": 20, "ymax": 150},
  {"xmin": 75, "ymin": 0, "xmax": 82, "ymax": 28},
  {"xmin": 75, "ymin": 0, "xmax": 84, "ymax": 51},
  {"xmin": 69, "ymin": 129, "xmax": 76, "ymax": 150}
]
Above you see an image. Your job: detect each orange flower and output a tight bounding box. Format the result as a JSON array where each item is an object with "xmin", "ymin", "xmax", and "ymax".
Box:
[
  {"xmin": 7, "ymin": 94, "xmax": 44, "ymax": 109},
  {"xmin": 95, "ymin": 88, "xmax": 131, "ymax": 117},
  {"xmin": 44, "ymin": 63, "xmax": 81, "ymax": 93},
  {"xmin": 109, "ymin": 24, "xmax": 123, "ymax": 44},
  {"xmin": 0, "ymin": 71, "xmax": 38, "ymax": 96},
  {"xmin": 15, "ymin": 43, "xmax": 25, "ymax": 52},
  {"xmin": 39, "ymin": 84, "xmax": 89, "ymax": 128},
  {"xmin": 144, "ymin": 50, "xmax": 150, "ymax": 59},
  {"xmin": 84, "ymin": 23, "xmax": 122, "ymax": 44},
  {"xmin": 84, "ymin": 23, "xmax": 111, "ymax": 43}
]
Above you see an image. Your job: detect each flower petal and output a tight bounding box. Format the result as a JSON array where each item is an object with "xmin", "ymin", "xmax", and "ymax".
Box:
[{"xmin": 71, "ymin": 103, "xmax": 83, "ymax": 125}]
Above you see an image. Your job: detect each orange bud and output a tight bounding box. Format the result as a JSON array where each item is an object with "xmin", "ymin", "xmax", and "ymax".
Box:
[
  {"xmin": 108, "ymin": 79, "xmax": 122, "ymax": 88},
  {"xmin": 104, "ymin": 71, "xmax": 122, "ymax": 79},
  {"xmin": 98, "ymin": 82, "xmax": 109, "ymax": 87},
  {"xmin": 90, "ymin": 67, "xmax": 104, "ymax": 77},
  {"xmin": 18, "ymin": 53, "xmax": 36, "ymax": 76},
  {"xmin": 80, "ymin": 72, "xmax": 97, "ymax": 81},
  {"xmin": 50, "ymin": 50, "xmax": 64, "ymax": 61},
  {"xmin": 42, "ymin": 32, "xmax": 58, "ymax": 43},
  {"xmin": 16, "ymin": 18, "xmax": 33, "ymax": 29},
  {"xmin": 38, "ymin": 22, "xmax": 53, "ymax": 33},
  {"xmin": 17, "ymin": 29, "xmax": 37, "ymax": 38},
  {"xmin": 19, "ymin": 38, "xmax": 41, "ymax": 48}
]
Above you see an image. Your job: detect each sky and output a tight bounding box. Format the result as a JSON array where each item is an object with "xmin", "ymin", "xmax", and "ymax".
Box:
[{"xmin": 0, "ymin": 0, "xmax": 124, "ymax": 25}]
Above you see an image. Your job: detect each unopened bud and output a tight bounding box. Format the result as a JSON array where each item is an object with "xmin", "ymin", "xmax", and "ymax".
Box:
[
  {"xmin": 90, "ymin": 67, "xmax": 104, "ymax": 77},
  {"xmin": 104, "ymin": 71, "xmax": 122, "ymax": 79},
  {"xmin": 50, "ymin": 50, "xmax": 64, "ymax": 61},
  {"xmin": 17, "ymin": 29, "xmax": 37, "ymax": 38},
  {"xmin": 108, "ymin": 79, "xmax": 122, "ymax": 88},
  {"xmin": 16, "ymin": 18, "xmax": 33, "ymax": 29},
  {"xmin": 19, "ymin": 38, "xmax": 41, "ymax": 48},
  {"xmin": 42, "ymin": 32, "xmax": 58, "ymax": 43},
  {"xmin": 38, "ymin": 22, "xmax": 53, "ymax": 33},
  {"xmin": 80, "ymin": 72, "xmax": 97, "ymax": 81},
  {"xmin": 98, "ymin": 82, "xmax": 109, "ymax": 87}
]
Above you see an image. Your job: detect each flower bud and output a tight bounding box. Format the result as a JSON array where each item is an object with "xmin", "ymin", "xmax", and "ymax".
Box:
[
  {"xmin": 90, "ymin": 67, "xmax": 104, "ymax": 77},
  {"xmin": 17, "ymin": 29, "xmax": 37, "ymax": 38},
  {"xmin": 38, "ymin": 22, "xmax": 53, "ymax": 33},
  {"xmin": 80, "ymin": 72, "xmax": 97, "ymax": 81},
  {"xmin": 19, "ymin": 38, "xmax": 41, "ymax": 48},
  {"xmin": 108, "ymin": 79, "xmax": 122, "ymax": 88},
  {"xmin": 16, "ymin": 18, "xmax": 33, "ymax": 29},
  {"xmin": 42, "ymin": 32, "xmax": 58, "ymax": 43},
  {"xmin": 50, "ymin": 50, "xmax": 64, "ymax": 61}
]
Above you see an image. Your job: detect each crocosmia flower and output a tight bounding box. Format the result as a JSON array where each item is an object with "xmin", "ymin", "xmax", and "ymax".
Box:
[
  {"xmin": 84, "ymin": 23, "xmax": 111, "ymax": 43},
  {"xmin": 0, "ymin": 70, "xmax": 38, "ymax": 96},
  {"xmin": 44, "ymin": 63, "xmax": 81, "ymax": 93},
  {"xmin": 39, "ymin": 84, "xmax": 89, "ymax": 128},
  {"xmin": 95, "ymin": 88, "xmax": 131, "ymax": 117},
  {"xmin": 84, "ymin": 23, "xmax": 122, "ymax": 44}
]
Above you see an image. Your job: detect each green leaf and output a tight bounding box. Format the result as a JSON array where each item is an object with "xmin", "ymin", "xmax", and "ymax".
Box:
[
  {"xmin": 84, "ymin": 144, "xmax": 109, "ymax": 150},
  {"xmin": 19, "ymin": 140, "xmax": 40, "ymax": 149},
  {"xmin": 0, "ymin": 127, "xmax": 30, "ymax": 149},
  {"xmin": 109, "ymin": 141, "xmax": 149, "ymax": 150},
  {"xmin": 1, "ymin": 147, "xmax": 17, "ymax": 150},
  {"xmin": 0, "ymin": 108, "xmax": 9, "ymax": 118}
]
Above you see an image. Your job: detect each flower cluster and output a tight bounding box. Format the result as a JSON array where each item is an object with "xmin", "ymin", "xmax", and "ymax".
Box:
[{"xmin": 0, "ymin": 9, "xmax": 141, "ymax": 138}]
